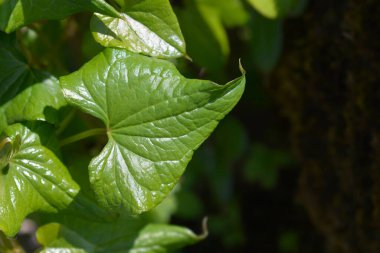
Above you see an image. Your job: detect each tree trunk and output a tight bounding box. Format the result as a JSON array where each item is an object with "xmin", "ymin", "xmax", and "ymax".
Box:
[{"xmin": 268, "ymin": 1, "xmax": 380, "ymax": 252}]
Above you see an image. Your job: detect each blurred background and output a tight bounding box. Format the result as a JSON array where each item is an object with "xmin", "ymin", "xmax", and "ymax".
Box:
[{"xmin": 12, "ymin": 0, "xmax": 380, "ymax": 252}]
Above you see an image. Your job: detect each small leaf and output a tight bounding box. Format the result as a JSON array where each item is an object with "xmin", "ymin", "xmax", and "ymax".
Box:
[
  {"xmin": 0, "ymin": 32, "xmax": 67, "ymax": 124},
  {"xmin": 0, "ymin": 124, "xmax": 79, "ymax": 236},
  {"xmin": 0, "ymin": 0, "xmax": 120, "ymax": 33},
  {"xmin": 37, "ymin": 216, "xmax": 204, "ymax": 253},
  {"xmin": 91, "ymin": 0, "xmax": 185, "ymax": 58},
  {"xmin": 247, "ymin": 0, "xmax": 298, "ymax": 19},
  {"xmin": 60, "ymin": 48, "xmax": 245, "ymax": 214}
]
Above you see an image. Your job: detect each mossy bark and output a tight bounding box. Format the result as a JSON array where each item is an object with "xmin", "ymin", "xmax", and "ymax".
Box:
[{"xmin": 268, "ymin": 1, "xmax": 380, "ymax": 252}]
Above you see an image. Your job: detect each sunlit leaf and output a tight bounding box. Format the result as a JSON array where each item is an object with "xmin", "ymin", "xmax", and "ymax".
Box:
[
  {"xmin": 91, "ymin": 0, "xmax": 185, "ymax": 58},
  {"xmin": 0, "ymin": 124, "xmax": 79, "ymax": 236},
  {"xmin": 0, "ymin": 0, "xmax": 120, "ymax": 33},
  {"xmin": 60, "ymin": 48, "xmax": 245, "ymax": 214}
]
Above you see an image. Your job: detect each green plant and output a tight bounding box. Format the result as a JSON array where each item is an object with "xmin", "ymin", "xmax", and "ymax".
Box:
[{"xmin": 0, "ymin": 0, "xmax": 245, "ymax": 252}]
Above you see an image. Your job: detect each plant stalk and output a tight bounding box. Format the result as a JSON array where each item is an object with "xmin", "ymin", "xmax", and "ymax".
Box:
[{"xmin": 60, "ymin": 128, "xmax": 105, "ymax": 147}]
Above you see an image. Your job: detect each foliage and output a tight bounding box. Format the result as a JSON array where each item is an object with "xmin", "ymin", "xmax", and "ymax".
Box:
[
  {"xmin": 0, "ymin": 0, "xmax": 309, "ymax": 252},
  {"xmin": 0, "ymin": 0, "xmax": 247, "ymax": 252}
]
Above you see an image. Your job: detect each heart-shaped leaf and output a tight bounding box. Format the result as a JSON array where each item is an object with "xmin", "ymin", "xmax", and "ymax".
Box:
[
  {"xmin": 90, "ymin": 0, "xmax": 185, "ymax": 58},
  {"xmin": 0, "ymin": 0, "xmax": 120, "ymax": 33},
  {"xmin": 0, "ymin": 124, "xmax": 79, "ymax": 236},
  {"xmin": 0, "ymin": 32, "xmax": 66, "ymax": 124},
  {"xmin": 60, "ymin": 48, "xmax": 245, "ymax": 214}
]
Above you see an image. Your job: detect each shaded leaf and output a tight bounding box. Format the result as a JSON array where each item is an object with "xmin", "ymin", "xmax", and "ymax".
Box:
[
  {"xmin": 0, "ymin": 0, "xmax": 120, "ymax": 33},
  {"xmin": 0, "ymin": 124, "xmax": 79, "ymax": 236},
  {"xmin": 250, "ymin": 13, "xmax": 283, "ymax": 72},
  {"xmin": 60, "ymin": 48, "xmax": 245, "ymax": 214},
  {"xmin": 244, "ymin": 144, "xmax": 292, "ymax": 189},
  {"xmin": 91, "ymin": 0, "xmax": 185, "ymax": 58},
  {"xmin": 201, "ymin": 0, "xmax": 249, "ymax": 27},
  {"xmin": 37, "ymin": 217, "xmax": 204, "ymax": 253},
  {"xmin": 0, "ymin": 32, "xmax": 66, "ymax": 124},
  {"xmin": 176, "ymin": 1, "xmax": 229, "ymax": 71}
]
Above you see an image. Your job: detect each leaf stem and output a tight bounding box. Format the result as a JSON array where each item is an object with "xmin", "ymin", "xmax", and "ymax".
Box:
[
  {"xmin": 60, "ymin": 128, "xmax": 106, "ymax": 147},
  {"xmin": 56, "ymin": 108, "xmax": 76, "ymax": 136}
]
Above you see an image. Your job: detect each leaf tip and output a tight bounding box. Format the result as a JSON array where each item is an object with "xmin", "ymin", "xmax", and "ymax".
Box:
[
  {"xmin": 238, "ymin": 58, "xmax": 246, "ymax": 75},
  {"xmin": 185, "ymin": 54, "xmax": 193, "ymax": 62},
  {"xmin": 198, "ymin": 217, "xmax": 209, "ymax": 240}
]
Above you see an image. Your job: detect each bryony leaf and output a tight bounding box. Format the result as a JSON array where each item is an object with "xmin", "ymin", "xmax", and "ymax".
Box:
[
  {"xmin": 91, "ymin": 0, "xmax": 185, "ymax": 58},
  {"xmin": 0, "ymin": 0, "xmax": 120, "ymax": 33},
  {"xmin": 0, "ymin": 124, "xmax": 79, "ymax": 236},
  {"xmin": 37, "ymin": 218, "xmax": 204, "ymax": 253},
  {"xmin": 0, "ymin": 32, "xmax": 66, "ymax": 124},
  {"xmin": 60, "ymin": 48, "xmax": 245, "ymax": 214}
]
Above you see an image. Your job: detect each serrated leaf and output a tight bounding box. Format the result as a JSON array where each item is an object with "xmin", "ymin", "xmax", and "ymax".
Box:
[
  {"xmin": 91, "ymin": 0, "xmax": 185, "ymax": 58},
  {"xmin": 0, "ymin": 0, "xmax": 120, "ymax": 33},
  {"xmin": 247, "ymin": 0, "xmax": 298, "ymax": 19},
  {"xmin": 0, "ymin": 32, "xmax": 66, "ymax": 124},
  {"xmin": 0, "ymin": 124, "xmax": 79, "ymax": 236},
  {"xmin": 60, "ymin": 48, "xmax": 245, "ymax": 214},
  {"xmin": 37, "ymin": 218, "xmax": 203, "ymax": 253}
]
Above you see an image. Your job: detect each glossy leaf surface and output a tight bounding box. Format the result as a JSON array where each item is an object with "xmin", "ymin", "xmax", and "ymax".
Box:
[
  {"xmin": 37, "ymin": 218, "xmax": 203, "ymax": 253},
  {"xmin": 60, "ymin": 48, "xmax": 245, "ymax": 214},
  {"xmin": 0, "ymin": 0, "xmax": 120, "ymax": 33},
  {"xmin": 91, "ymin": 0, "xmax": 185, "ymax": 58},
  {"xmin": 0, "ymin": 32, "xmax": 66, "ymax": 124},
  {"xmin": 0, "ymin": 124, "xmax": 79, "ymax": 236}
]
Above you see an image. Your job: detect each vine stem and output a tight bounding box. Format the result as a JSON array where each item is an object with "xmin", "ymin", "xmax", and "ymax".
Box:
[
  {"xmin": 56, "ymin": 108, "xmax": 76, "ymax": 136},
  {"xmin": 60, "ymin": 128, "xmax": 106, "ymax": 147}
]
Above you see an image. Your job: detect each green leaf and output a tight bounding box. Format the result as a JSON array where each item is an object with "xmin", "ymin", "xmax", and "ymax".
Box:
[
  {"xmin": 0, "ymin": 0, "xmax": 120, "ymax": 33},
  {"xmin": 247, "ymin": 0, "xmax": 298, "ymax": 19},
  {"xmin": 201, "ymin": 0, "xmax": 249, "ymax": 27},
  {"xmin": 37, "ymin": 217, "xmax": 204, "ymax": 253},
  {"xmin": 60, "ymin": 48, "xmax": 245, "ymax": 214},
  {"xmin": 176, "ymin": 0, "xmax": 229, "ymax": 71},
  {"xmin": 0, "ymin": 32, "xmax": 67, "ymax": 124},
  {"xmin": 0, "ymin": 124, "xmax": 79, "ymax": 236},
  {"xmin": 250, "ymin": 13, "xmax": 283, "ymax": 72},
  {"xmin": 91, "ymin": 0, "xmax": 185, "ymax": 58}
]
